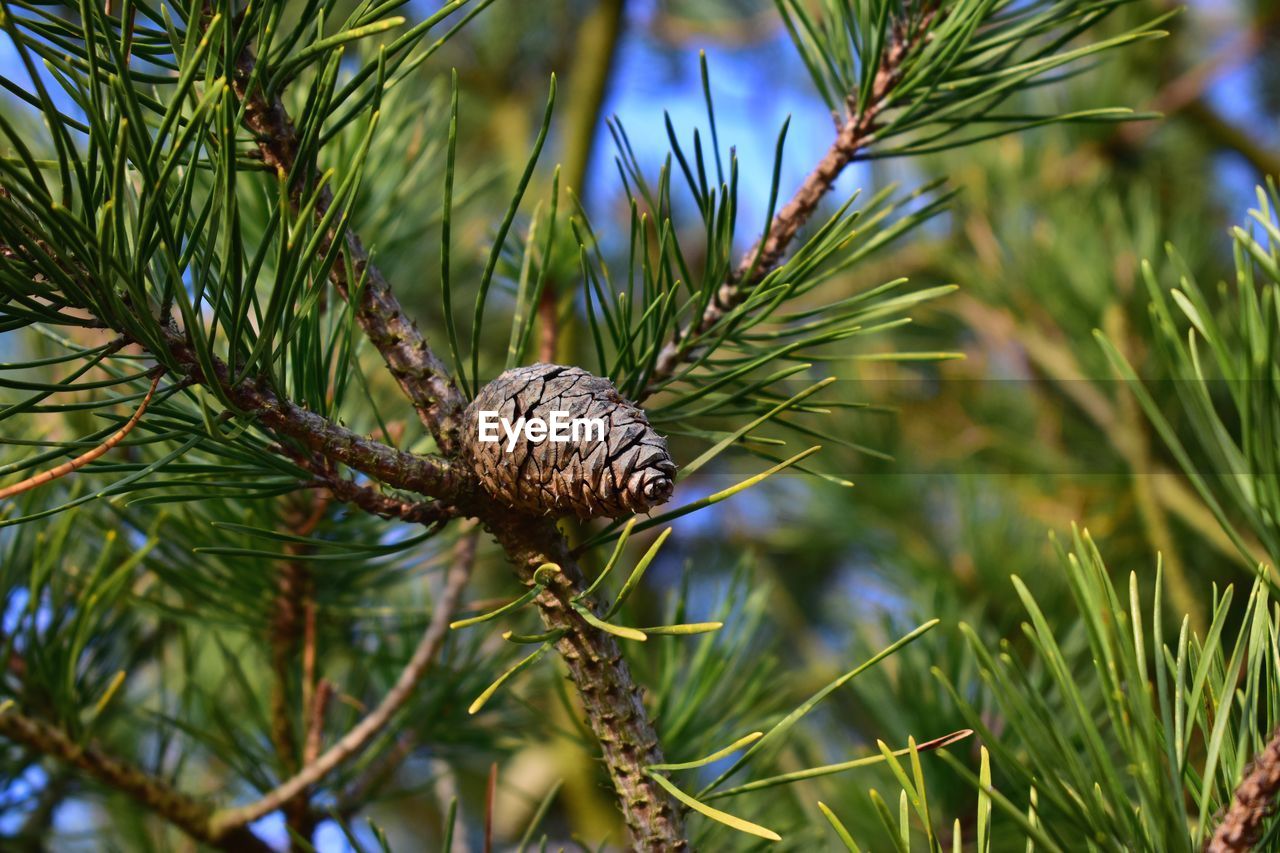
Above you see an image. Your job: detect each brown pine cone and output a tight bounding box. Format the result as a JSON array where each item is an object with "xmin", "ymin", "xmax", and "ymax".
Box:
[
  {"xmin": 460, "ymin": 364, "xmax": 677, "ymax": 519},
  {"xmin": 1208, "ymin": 727, "xmax": 1280, "ymax": 853}
]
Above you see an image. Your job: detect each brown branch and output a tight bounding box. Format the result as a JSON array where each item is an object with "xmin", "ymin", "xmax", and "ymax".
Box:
[
  {"xmin": 207, "ymin": 521, "xmax": 478, "ymax": 836},
  {"xmin": 302, "ymin": 603, "xmax": 318, "ymax": 730},
  {"xmin": 213, "ymin": 17, "xmax": 690, "ymax": 847},
  {"xmin": 269, "ymin": 493, "xmax": 328, "ymax": 850},
  {"xmin": 0, "ymin": 708, "xmax": 271, "ymax": 851},
  {"xmin": 229, "ymin": 44, "xmax": 467, "ymax": 453},
  {"xmin": 1208, "ymin": 727, "xmax": 1280, "ymax": 852},
  {"xmin": 304, "ymin": 679, "xmax": 333, "ymax": 767},
  {"xmin": 641, "ymin": 10, "xmax": 935, "ymax": 399},
  {"xmin": 273, "ymin": 437, "xmax": 460, "ymax": 524},
  {"xmin": 162, "ymin": 328, "xmax": 468, "ymax": 502},
  {"xmin": 306, "ymin": 467, "xmax": 459, "ymax": 525},
  {"xmin": 537, "ymin": 285, "xmax": 559, "ymax": 364},
  {"xmin": 0, "ymin": 371, "xmax": 163, "ymax": 501},
  {"xmin": 482, "ymin": 513, "xmax": 687, "ymax": 850},
  {"xmin": 0, "ymin": 233, "xmax": 466, "ymax": 509}
]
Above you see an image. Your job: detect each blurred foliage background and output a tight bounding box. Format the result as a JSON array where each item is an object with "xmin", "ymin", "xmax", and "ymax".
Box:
[{"xmin": 2, "ymin": 0, "xmax": 1279, "ymax": 849}]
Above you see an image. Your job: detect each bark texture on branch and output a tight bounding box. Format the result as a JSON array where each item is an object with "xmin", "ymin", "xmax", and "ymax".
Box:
[
  {"xmin": 0, "ymin": 710, "xmax": 271, "ymax": 852},
  {"xmin": 643, "ymin": 11, "xmax": 935, "ymax": 399},
  {"xmin": 163, "ymin": 330, "xmax": 467, "ymax": 501},
  {"xmin": 484, "ymin": 513, "xmax": 687, "ymax": 851},
  {"xmin": 0, "ymin": 228, "xmax": 465, "ymax": 505},
  {"xmin": 231, "ymin": 55, "xmax": 466, "ymax": 453},
  {"xmin": 269, "ymin": 495, "xmax": 327, "ymax": 850},
  {"xmin": 218, "ymin": 23, "xmax": 690, "ymax": 847}
]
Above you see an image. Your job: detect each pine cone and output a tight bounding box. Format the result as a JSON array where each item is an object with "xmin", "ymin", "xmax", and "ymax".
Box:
[
  {"xmin": 1208, "ymin": 727, "xmax": 1280, "ymax": 853},
  {"xmin": 461, "ymin": 364, "xmax": 677, "ymax": 519}
]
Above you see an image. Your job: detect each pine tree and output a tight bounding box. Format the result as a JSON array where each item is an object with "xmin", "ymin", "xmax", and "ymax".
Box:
[{"xmin": 5, "ymin": 0, "xmax": 1277, "ymax": 849}]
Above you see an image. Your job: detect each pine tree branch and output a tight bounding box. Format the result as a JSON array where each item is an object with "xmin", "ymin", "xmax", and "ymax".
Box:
[
  {"xmin": 270, "ymin": 494, "xmax": 326, "ymax": 851},
  {"xmin": 1208, "ymin": 726, "xmax": 1280, "ymax": 853},
  {"xmin": 642, "ymin": 9, "xmax": 937, "ymax": 398},
  {"xmin": 208, "ymin": 521, "xmax": 477, "ymax": 835},
  {"xmin": 161, "ymin": 328, "xmax": 469, "ymax": 501},
  {"xmin": 0, "ymin": 236, "xmax": 466, "ymax": 505},
  {"xmin": 278, "ymin": 442, "xmax": 460, "ymax": 524},
  {"xmin": 0, "ymin": 708, "xmax": 272, "ymax": 851},
  {"xmin": 227, "ymin": 36, "xmax": 468, "ymax": 454},
  {"xmin": 303, "ymin": 679, "xmax": 333, "ymax": 767},
  {"xmin": 309, "ymin": 472, "xmax": 459, "ymax": 525},
  {"xmin": 210, "ymin": 19, "xmax": 691, "ymax": 847},
  {"xmin": 483, "ymin": 513, "xmax": 687, "ymax": 851}
]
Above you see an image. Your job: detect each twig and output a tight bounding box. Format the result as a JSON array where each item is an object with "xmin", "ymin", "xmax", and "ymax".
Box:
[
  {"xmin": 304, "ymin": 679, "xmax": 333, "ymax": 766},
  {"xmin": 1207, "ymin": 727, "xmax": 1280, "ymax": 853},
  {"xmin": 302, "ymin": 602, "xmax": 318, "ymax": 726},
  {"xmin": 208, "ymin": 522, "xmax": 478, "ymax": 835},
  {"xmin": 537, "ymin": 0, "xmax": 627, "ymax": 365},
  {"xmin": 641, "ymin": 9, "xmax": 936, "ymax": 399},
  {"xmin": 309, "ymin": 469, "xmax": 459, "ymax": 525},
  {"xmin": 537, "ymin": 286, "xmax": 559, "ymax": 364},
  {"xmin": 0, "ymin": 371, "xmax": 163, "ymax": 501},
  {"xmin": 162, "ymin": 328, "xmax": 468, "ymax": 501},
  {"xmin": 484, "ymin": 761, "xmax": 497, "ymax": 853},
  {"xmin": 271, "ymin": 493, "xmax": 328, "ymax": 850},
  {"xmin": 0, "ymin": 708, "xmax": 271, "ymax": 851},
  {"xmin": 226, "ymin": 36, "xmax": 467, "ymax": 452}
]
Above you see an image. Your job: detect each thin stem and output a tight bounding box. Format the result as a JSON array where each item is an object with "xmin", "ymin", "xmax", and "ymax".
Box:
[
  {"xmin": 270, "ymin": 492, "xmax": 327, "ymax": 850},
  {"xmin": 0, "ymin": 370, "xmax": 163, "ymax": 500},
  {"xmin": 227, "ymin": 31, "xmax": 468, "ymax": 452},
  {"xmin": 642, "ymin": 9, "xmax": 936, "ymax": 399},
  {"xmin": 0, "ymin": 708, "xmax": 271, "ymax": 851},
  {"xmin": 285, "ymin": 447, "xmax": 460, "ymax": 524},
  {"xmin": 209, "ymin": 522, "xmax": 477, "ymax": 835},
  {"xmin": 541, "ymin": 0, "xmax": 627, "ymax": 363}
]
